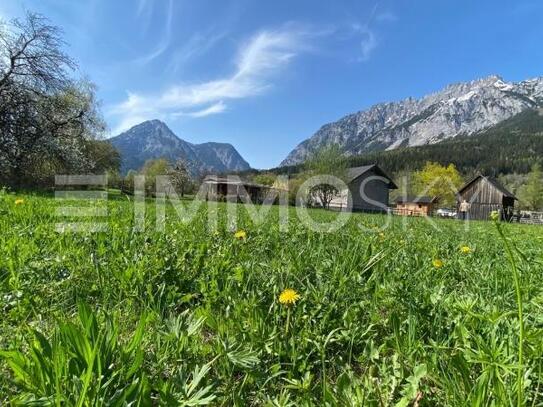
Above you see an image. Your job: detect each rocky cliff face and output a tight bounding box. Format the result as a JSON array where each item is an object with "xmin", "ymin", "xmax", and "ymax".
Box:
[
  {"xmin": 109, "ymin": 120, "xmax": 250, "ymax": 175},
  {"xmin": 281, "ymin": 75, "xmax": 543, "ymax": 166}
]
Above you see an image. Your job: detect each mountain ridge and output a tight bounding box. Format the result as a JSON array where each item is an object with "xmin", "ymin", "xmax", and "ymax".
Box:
[
  {"xmin": 109, "ymin": 120, "xmax": 251, "ymax": 175},
  {"xmin": 281, "ymin": 75, "xmax": 543, "ymax": 166},
  {"xmin": 249, "ymin": 109, "xmax": 542, "ymax": 178}
]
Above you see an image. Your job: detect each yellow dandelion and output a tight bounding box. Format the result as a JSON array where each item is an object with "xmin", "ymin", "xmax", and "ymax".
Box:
[
  {"xmin": 15, "ymin": 199, "xmax": 24, "ymax": 205},
  {"xmin": 490, "ymin": 211, "xmax": 500, "ymax": 221},
  {"xmin": 432, "ymin": 259, "xmax": 444, "ymax": 268},
  {"xmin": 279, "ymin": 288, "xmax": 300, "ymax": 305},
  {"xmin": 460, "ymin": 246, "xmax": 472, "ymax": 254},
  {"xmin": 234, "ymin": 230, "xmax": 247, "ymax": 240}
]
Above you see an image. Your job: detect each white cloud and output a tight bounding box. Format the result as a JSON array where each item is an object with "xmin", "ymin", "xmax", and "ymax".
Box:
[
  {"xmin": 135, "ymin": 0, "xmax": 174, "ymax": 64},
  {"xmin": 109, "ymin": 25, "xmax": 312, "ymax": 134},
  {"xmin": 173, "ymin": 101, "xmax": 227, "ymax": 118},
  {"xmin": 348, "ymin": 23, "xmax": 378, "ymax": 62},
  {"xmin": 168, "ymin": 30, "xmax": 228, "ymax": 74},
  {"xmin": 136, "ymin": 0, "xmax": 150, "ymax": 17},
  {"xmin": 358, "ymin": 26, "xmax": 377, "ymax": 62}
]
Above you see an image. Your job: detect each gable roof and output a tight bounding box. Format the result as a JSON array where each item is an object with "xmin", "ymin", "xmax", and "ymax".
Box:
[
  {"xmin": 396, "ymin": 196, "xmax": 437, "ymax": 204},
  {"xmin": 458, "ymin": 174, "xmax": 517, "ymax": 200},
  {"xmin": 347, "ymin": 164, "xmax": 398, "ymax": 189},
  {"xmin": 202, "ymin": 175, "xmax": 270, "ymax": 189}
]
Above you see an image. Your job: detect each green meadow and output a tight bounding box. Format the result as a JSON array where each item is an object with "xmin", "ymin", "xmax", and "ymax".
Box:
[{"xmin": 1, "ymin": 192, "xmax": 542, "ymax": 406}]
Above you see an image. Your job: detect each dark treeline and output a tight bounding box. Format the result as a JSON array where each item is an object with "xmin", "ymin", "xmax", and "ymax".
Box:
[
  {"xmin": 244, "ymin": 109, "xmax": 543, "ymax": 179},
  {"xmin": 0, "ymin": 13, "xmax": 119, "ymax": 189}
]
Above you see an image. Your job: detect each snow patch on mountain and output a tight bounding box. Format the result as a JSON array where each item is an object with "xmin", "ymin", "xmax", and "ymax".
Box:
[{"xmin": 281, "ymin": 75, "xmax": 543, "ymax": 166}]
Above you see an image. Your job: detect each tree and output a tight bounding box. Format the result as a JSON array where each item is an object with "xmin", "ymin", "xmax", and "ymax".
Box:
[
  {"xmin": 0, "ymin": 12, "xmax": 75, "ymax": 93},
  {"xmin": 141, "ymin": 158, "xmax": 171, "ymax": 195},
  {"xmin": 252, "ymin": 172, "xmax": 276, "ymax": 187},
  {"xmin": 0, "ymin": 12, "xmax": 105, "ymax": 188},
  {"xmin": 168, "ymin": 159, "xmax": 192, "ymax": 197},
  {"xmin": 304, "ymin": 145, "xmax": 347, "ymax": 209},
  {"xmin": 122, "ymin": 170, "xmax": 138, "ymax": 194},
  {"xmin": 287, "ymin": 173, "xmax": 310, "ymax": 206},
  {"xmin": 413, "ymin": 162, "xmax": 464, "ymax": 206},
  {"xmin": 85, "ymin": 140, "xmax": 121, "ymax": 175},
  {"xmin": 518, "ymin": 163, "xmax": 543, "ymax": 210}
]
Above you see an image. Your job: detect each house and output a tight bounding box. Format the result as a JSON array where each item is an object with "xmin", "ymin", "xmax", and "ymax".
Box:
[
  {"xmin": 394, "ymin": 196, "xmax": 438, "ymax": 217},
  {"xmin": 329, "ymin": 165, "xmax": 397, "ymax": 212},
  {"xmin": 456, "ymin": 175, "xmax": 517, "ymax": 221},
  {"xmin": 199, "ymin": 175, "xmax": 276, "ymax": 204}
]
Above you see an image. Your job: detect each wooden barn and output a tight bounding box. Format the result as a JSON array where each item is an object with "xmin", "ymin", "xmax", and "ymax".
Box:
[
  {"xmin": 456, "ymin": 175, "xmax": 517, "ymax": 221},
  {"xmin": 199, "ymin": 175, "xmax": 274, "ymax": 204},
  {"xmin": 329, "ymin": 165, "xmax": 397, "ymax": 212},
  {"xmin": 394, "ymin": 196, "xmax": 438, "ymax": 217}
]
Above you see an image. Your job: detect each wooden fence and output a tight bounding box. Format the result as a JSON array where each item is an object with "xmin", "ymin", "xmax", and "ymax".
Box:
[{"xmin": 519, "ymin": 211, "xmax": 543, "ymax": 225}]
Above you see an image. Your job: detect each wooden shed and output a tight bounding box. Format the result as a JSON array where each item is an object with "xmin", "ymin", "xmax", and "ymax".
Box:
[
  {"xmin": 329, "ymin": 165, "xmax": 397, "ymax": 212},
  {"xmin": 394, "ymin": 196, "xmax": 438, "ymax": 217},
  {"xmin": 456, "ymin": 175, "xmax": 517, "ymax": 221},
  {"xmin": 199, "ymin": 175, "xmax": 273, "ymax": 204}
]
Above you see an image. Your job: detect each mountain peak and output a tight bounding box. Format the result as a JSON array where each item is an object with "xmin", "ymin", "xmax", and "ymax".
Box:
[
  {"xmin": 130, "ymin": 119, "xmax": 168, "ymax": 130},
  {"xmin": 281, "ymin": 75, "xmax": 543, "ymax": 166},
  {"xmin": 109, "ymin": 120, "xmax": 250, "ymax": 175}
]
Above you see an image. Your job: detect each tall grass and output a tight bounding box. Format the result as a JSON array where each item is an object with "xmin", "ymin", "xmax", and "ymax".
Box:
[{"xmin": 0, "ymin": 193, "xmax": 542, "ymax": 405}]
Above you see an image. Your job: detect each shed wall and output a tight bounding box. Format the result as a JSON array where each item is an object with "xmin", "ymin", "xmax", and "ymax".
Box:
[
  {"xmin": 349, "ymin": 172, "xmax": 390, "ymax": 212},
  {"xmin": 457, "ymin": 178, "xmax": 514, "ymax": 221}
]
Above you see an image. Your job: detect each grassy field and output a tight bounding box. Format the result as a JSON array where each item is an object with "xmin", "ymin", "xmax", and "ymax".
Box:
[{"xmin": 1, "ymin": 191, "xmax": 542, "ymax": 406}]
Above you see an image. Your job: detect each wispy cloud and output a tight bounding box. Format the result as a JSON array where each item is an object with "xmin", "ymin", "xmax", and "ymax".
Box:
[
  {"xmin": 168, "ymin": 30, "xmax": 228, "ymax": 74},
  {"xmin": 109, "ymin": 24, "xmax": 315, "ymax": 134},
  {"xmin": 135, "ymin": 0, "xmax": 174, "ymax": 65},
  {"xmin": 136, "ymin": 0, "xmax": 150, "ymax": 17},
  {"xmin": 352, "ymin": 24, "xmax": 377, "ymax": 62},
  {"xmin": 345, "ymin": 3, "xmax": 397, "ymax": 62},
  {"xmin": 173, "ymin": 101, "xmax": 227, "ymax": 118}
]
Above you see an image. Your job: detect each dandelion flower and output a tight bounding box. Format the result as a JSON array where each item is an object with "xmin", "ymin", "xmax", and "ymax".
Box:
[
  {"xmin": 234, "ymin": 230, "xmax": 247, "ymax": 240},
  {"xmin": 490, "ymin": 211, "xmax": 500, "ymax": 221},
  {"xmin": 432, "ymin": 259, "xmax": 444, "ymax": 268},
  {"xmin": 15, "ymin": 199, "xmax": 24, "ymax": 205},
  {"xmin": 279, "ymin": 288, "xmax": 300, "ymax": 305},
  {"xmin": 460, "ymin": 246, "xmax": 472, "ymax": 254}
]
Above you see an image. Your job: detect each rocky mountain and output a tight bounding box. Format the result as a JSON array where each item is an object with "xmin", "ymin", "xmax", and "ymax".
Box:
[
  {"xmin": 110, "ymin": 120, "xmax": 250, "ymax": 175},
  {"xmin": 281, "ymin": 75, "xmax": 543, "ymax": 166}
]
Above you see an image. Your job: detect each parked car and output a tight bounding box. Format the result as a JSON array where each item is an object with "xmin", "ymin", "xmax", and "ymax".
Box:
[{"xmin": 436, "ymin": 208, "xmax": 457, "ymax": 218}]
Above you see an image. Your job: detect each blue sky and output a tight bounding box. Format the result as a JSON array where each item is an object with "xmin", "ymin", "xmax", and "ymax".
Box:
[{"xmin": 1, "ymin": 1, "xmax": 542, "ymax": 169}]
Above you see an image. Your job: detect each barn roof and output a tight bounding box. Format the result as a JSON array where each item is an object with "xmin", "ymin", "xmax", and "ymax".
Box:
[
  {"xmin": 202, "ymin": 175, "xmax": 270, "ymax": 189},
  {"xmin": 458, "ymin": 175, "xmax": 517, "ymax": 200},
  {"xmin": 347, "ymin": 165, "xmax": 398, "ymax": 189},
  {"xmin": 396, "ymin": 196, "xmax": 437, "ymax": 204}
]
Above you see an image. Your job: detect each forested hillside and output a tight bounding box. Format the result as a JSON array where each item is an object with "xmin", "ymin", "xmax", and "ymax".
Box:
[{"xmin": 264, "ymin": 109, "xmax": 543, "ymax": 178}]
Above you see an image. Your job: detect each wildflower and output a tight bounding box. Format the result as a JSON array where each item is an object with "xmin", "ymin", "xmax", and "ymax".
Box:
[
  {"xmin": 490, "ymin": 211, "xmax": 500, "ymax": 221},
  {"xmin": 234, "ymin": 230, "xmax": 247, "ymax": 240},
  {"xmin": 15, "ymin": 199, "xmax": 24, "ymax": 205},
  {"xmin": 432, "ymin": 259, "xmax": 444, "ymax": 268},
  {"xmin": 279, "ymin": 288, "xmax": 300, "ymax": 305},
  {"xmin": 460, "ymin": 246, "xmax": 472, "ymax": 254}
]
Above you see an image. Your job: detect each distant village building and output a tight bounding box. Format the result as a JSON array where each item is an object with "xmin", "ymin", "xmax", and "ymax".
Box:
[
  {"xmin": 329, "ymin": 165, "xmax": 397, "ymax": 212},
  {"xmin": 199, "ymin": 175, "xmax": 276, "ymax": 204},
  {"xmin": 456, "ymin": 175, "xmax": 517, "ymax": 221},
  {"xmin": 394, "ymin": 196, "xmax": 438, "ymax": 217}
]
